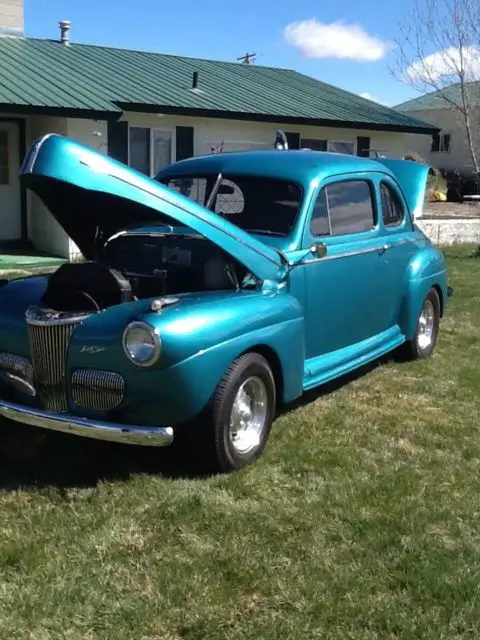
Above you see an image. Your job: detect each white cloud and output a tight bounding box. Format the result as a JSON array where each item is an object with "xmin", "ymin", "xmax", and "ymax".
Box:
[
  {"xmin": 359, "ymin": 92, "xmax": 391, "ymax": 106},
  {"xmin": 284, "ymin": 19, "xmax": 390, "ymax": 62},
  {"xmin": 406, "ymin": 46, "xmax": 480, "ymax": 83}
]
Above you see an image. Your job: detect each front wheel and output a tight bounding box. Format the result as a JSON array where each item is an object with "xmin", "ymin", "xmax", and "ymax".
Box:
[
  {"xmin": 182, "ymin": 353, "xmax": 276, "ymax": 473},
  {"xmin": 401, "ymin": 288, "xmax": 441, "ymax": 360}
]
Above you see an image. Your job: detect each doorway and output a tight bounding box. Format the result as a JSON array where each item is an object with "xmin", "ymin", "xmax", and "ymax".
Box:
[{"xmin": 0, "ymin": 120, "xmax": 21, "ymax": 241}]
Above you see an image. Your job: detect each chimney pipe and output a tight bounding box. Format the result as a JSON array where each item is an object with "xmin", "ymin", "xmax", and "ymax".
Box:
[
  {"xmin": 59, "ymin": 20, "xmax": 71, "ymax": 45},
  {"xmin": 192, "ymin": 71, "xmax": 199, "ymax": 90}
]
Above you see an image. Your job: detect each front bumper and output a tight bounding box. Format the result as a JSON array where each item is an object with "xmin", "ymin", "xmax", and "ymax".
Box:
[{"xmin": 0, "ymin": 399, "xmax": 174, "ymax": 446}]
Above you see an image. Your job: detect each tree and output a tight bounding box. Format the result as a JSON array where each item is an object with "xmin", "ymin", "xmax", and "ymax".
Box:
[{"xmin": 393, "ymin": 0, "xmax": 480, "ymax": 176}]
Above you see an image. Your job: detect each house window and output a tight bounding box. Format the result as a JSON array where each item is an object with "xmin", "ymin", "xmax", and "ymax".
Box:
[
  {"xmin": 380, "ymin": 183, "xmax": 404, "ymax": 227},
  {"xmin": 168, "ymin": 177, "xmax": 208, "ymax": 204},
  {"xmin": 0, "ymin": 131, "xmax": 9, "ymax": 185},
  {"xmin": 311, "ymin": 180, "xmax": 374, "ymax": 237},
  {"xmin": 431, "ymin": 132, "xmax": 450, "ymax": 153},
  {"xmin": 302, "ymin": 138, "xmax": 327, "ymax": 151},
  {"xmin": 128, "ymin": 127, "xmax": 173, "ymax": 176},
  {"xmin": 327, "ymin": 141, "xmax": 355, "ymax": 155}
]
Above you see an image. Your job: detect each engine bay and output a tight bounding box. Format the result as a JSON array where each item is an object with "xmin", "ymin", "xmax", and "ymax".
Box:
[{"xmin": 41, "ymin": 233, "xmax": 252, "ymax": 313}]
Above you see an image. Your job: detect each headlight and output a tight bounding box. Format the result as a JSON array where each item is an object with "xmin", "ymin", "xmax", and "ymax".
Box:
[{"xmin": 122, "ymin": 322, "xmax": 161, "ymax": 367}]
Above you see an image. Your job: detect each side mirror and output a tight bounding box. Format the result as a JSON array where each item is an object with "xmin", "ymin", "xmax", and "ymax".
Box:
[{"xmin": 310, "ymin": 243, "xmax": 328, "ymax": 259}]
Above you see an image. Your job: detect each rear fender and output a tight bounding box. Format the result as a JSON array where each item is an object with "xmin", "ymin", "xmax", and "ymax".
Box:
[{"xmin": 398, "ymin": 247, "xmax": 448, "ymax": 340}]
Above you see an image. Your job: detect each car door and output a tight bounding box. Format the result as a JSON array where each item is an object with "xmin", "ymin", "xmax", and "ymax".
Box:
[
  {"xmin": 377, "ymin": 177, "xmax": 420, "ymax": 328},
  {"xmin": 300, "ymin": 174, "xmax": 394, "ymax": 361}
]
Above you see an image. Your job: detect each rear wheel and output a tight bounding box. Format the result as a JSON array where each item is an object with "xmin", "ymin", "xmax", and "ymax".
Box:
[
  {"xmin": 181, "ymin": 353, "xmax": 276, "ymax": 473},
  {"xmin": 401, "ymin": 288, "xmax": 440, "ymax": 360}
]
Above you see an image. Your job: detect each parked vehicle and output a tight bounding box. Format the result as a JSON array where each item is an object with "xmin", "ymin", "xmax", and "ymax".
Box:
[{"xmin": 0, "ymin": 134, "xmax": 449, "ymax": 472}]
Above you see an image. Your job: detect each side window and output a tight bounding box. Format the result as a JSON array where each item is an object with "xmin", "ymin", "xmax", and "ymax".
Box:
[
  {"xmin": 327, "ymin": 181, "xmax": 375, "ymax": 235},
  {"xmin": 310, "ymin": 188, "xmax": 330, "ymax": 236},
  {"xmin": 381, "ymin": 183, "xmax": 404, "ymax": 227}
]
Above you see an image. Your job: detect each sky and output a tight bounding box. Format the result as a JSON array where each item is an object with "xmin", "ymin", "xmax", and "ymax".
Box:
[{"xmin": 24, "ymin": 0, "xmax": 422, "ymax": 108}]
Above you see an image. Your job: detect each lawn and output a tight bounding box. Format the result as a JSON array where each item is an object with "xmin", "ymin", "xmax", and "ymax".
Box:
[{"xmin": 1, "ymin": 246, "xmax": 479, "ymax": 639}]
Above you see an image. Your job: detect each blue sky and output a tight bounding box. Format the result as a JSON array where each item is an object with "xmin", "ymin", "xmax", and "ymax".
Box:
[{"xmin": 24, "ymin": 0, "xmax": 420, "ymax": 107}]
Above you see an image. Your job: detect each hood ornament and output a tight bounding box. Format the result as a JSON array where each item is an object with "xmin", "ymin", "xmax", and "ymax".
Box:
[{"xmin": 151, "ymin": 297, "xmax": 180, "ymax": 313}]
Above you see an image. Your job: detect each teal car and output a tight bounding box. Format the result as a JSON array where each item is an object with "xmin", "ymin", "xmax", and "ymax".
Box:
[{"xmin": 0, "ymin": 134, "xmax": 448, "ymax": 472}]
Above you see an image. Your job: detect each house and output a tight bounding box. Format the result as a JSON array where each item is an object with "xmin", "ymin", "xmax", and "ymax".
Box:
[
  {"xmin": 0, "ymin": 2, "xmax": 437, "ymax": 258},
  {"xmin": 397, "ymin": 85, "xmax": 480, "ymax": 176}
]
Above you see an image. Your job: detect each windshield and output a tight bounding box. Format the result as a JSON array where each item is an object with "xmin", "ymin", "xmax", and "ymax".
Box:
[{"xmin": 160, "ymin": 174, "xmax": 302, "ymax": 236}]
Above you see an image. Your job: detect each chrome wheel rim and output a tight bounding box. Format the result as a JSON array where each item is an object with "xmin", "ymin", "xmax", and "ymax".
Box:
[
  {"xmin": 229, "ymin": 376, "xmax": 268, "ymax": 454},
  {"xmin": 417, "ymin": 299, "xmax": 435, "ymax": 350}
]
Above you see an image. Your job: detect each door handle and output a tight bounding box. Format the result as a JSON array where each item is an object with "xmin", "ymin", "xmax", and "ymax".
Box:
[{"xmin": 378, "ymin": 243, "xmax": 391, "ymax": 255}]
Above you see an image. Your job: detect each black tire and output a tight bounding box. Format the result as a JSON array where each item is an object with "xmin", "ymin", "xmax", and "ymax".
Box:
[
  {"xmin": 401, "ymin": 288, "xmax": 440, "ymax": 360},
  {"xmin": 180, "ymin": 353, "xmax": 276, "ymax": 473}
]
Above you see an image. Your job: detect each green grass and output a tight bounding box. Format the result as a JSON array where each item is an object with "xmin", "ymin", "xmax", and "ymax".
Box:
[{"xmin": 1, "ymin": 246, "xmax": 480, "ymax": 639}]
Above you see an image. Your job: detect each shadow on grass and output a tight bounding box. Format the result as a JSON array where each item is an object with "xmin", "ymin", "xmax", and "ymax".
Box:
[
  {"xmin": 0, "ymin": 422, "xmax": 211, "ymax": 490},
  {"xmin": 0, "ymin": 355, "xmax": 394, "ymax": 491}
]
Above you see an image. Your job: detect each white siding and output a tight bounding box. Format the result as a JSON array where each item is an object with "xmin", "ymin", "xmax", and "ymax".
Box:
[
  {"xmin": 122, "ymin": 112, "xmax": 413, "ymax": 159},
  {"xmin": 402, "ymin": 107, "xmax": 480, "ymax": 174},
  {"xmin": 0, "ymin": 0, "xmax": 23, "ymax": 34},
  {"xmin": 66, "ymin": 118, "xmax": 108, "ymax": 154}
]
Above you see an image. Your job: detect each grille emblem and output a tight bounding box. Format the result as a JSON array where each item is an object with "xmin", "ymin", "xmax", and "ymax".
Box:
[{"xmin": 81, "ymin": 346, "xmax": 106, "ymax": 354}]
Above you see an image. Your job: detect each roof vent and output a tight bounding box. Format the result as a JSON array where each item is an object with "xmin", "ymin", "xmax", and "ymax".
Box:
[
  {"xmin": 192, "ymin": 71, "xmax": 199, "ymax": 90},
  {"xmin": 59, "ymin": 20, "xmax": 71, "ymax": 45}
]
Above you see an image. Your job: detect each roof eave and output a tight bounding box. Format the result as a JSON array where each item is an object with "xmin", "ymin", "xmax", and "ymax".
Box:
[
  {"xmin": 116, "ymin": 102, "xmax": 439, "ymax": 134},
  {"xmin": 0, "ymin": 103, "xmax": 121, "ymax": 120}
]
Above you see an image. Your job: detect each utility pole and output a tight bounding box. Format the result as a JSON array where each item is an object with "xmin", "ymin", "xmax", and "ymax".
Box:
[{"xmin": 237, "ymin": 52, "xmax": 256, "ymax": 64}]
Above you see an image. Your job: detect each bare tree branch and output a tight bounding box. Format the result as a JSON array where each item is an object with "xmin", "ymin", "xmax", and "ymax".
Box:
[{"xmin": 392, "ymin": 0, "xmax": 480, "ymax": 174}]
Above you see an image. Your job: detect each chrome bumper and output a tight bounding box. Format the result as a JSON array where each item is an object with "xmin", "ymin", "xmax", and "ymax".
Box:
[{"xmin": 0, "ymin": 400, "xmax": 174, "ymax": 446}]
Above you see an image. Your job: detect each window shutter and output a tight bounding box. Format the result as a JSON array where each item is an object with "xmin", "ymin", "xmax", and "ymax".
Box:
[
  {"xmin": 107, "ymin": 121, "xmax": 128, "ymax": 164},
  {"xmin": 431, "ymin": 133, "xmax": 440, "ymax": 152},
  {"xmin": 357, "ymin": 136, "xmax": 371, "ymax": 157},
  {"xmin": 285, "ymin": 132, "xmax": 300, "ymax": 149},
  {"xmin": 176, "ymin": 126, "xmax": 194, "ymax": 161}
]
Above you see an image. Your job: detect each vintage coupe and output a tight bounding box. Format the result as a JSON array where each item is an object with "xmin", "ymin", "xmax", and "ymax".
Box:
[{"xmin": 0, "ymin": 134, "xmax": 448, "ymax": 472}]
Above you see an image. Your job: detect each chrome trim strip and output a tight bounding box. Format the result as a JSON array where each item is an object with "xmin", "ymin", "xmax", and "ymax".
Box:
[
  {"xmin": 0, "ymin": 400, "xmax": 174, "ymax": 447},
  {"xmin": 302, "ymin": 238, "xmax": 415, "ymax": 265},
  {"xmin": 25, "ymin": 306, "xmax": 92, "ymax": 327},
  {"xmin": 304, "ymin": 244, "xmax": 386, "ymax": 264}
]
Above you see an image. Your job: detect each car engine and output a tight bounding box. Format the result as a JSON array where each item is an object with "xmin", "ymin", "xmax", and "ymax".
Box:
[{"xmin": 40, "ymin": 234, "xmax": 248, "ymax": 313}]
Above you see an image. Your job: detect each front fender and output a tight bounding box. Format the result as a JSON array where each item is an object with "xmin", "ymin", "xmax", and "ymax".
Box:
[
  {"xmin": 399, "ymin": 246, "xmax": 448, "ymax": 340},
  {"xmin": 67, "ymin": 290, "xmax": 305, "ymax": 425}
]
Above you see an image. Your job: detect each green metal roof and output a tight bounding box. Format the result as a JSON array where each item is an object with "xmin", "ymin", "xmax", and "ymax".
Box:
[
  {"xmin": 397, "ymin": 82, "xmax": 480, "ymax": 112},
  {"xmin": 0, "ymin": 36, "xmax": 436, "ymax": 133}
]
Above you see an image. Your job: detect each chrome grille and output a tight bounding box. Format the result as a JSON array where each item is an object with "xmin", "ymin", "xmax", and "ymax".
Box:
[
  {"xmin": 26, "ymin": 307, "xmax": 90, "ymax": 413},
  {"xmin": 71, "ymin": 369, "xmax": 125, "ymax": 411}
]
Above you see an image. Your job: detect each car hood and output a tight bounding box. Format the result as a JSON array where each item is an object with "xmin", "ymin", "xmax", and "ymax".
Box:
[
  {"xmin": 20, "ymin": 134, "xmax": 284, "ymax": 282},
  {"xmin": 373, "ymin": 157, "xmax": 430, "ymax": 218}
]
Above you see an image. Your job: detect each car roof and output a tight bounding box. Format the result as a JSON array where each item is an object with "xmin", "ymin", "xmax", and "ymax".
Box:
[{"xmin": 156, "ymin": 150, "xmax": 394, "ymax": 185}]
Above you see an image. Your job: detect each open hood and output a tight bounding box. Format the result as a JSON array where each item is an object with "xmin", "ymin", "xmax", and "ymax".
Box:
[
  {"xmin": 373, "ymin": 157, "xmax": 430, "ymax": 219},
  {"xmin": 20, "ymin": 135, "xmax": 283, "ymax": 282}
]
